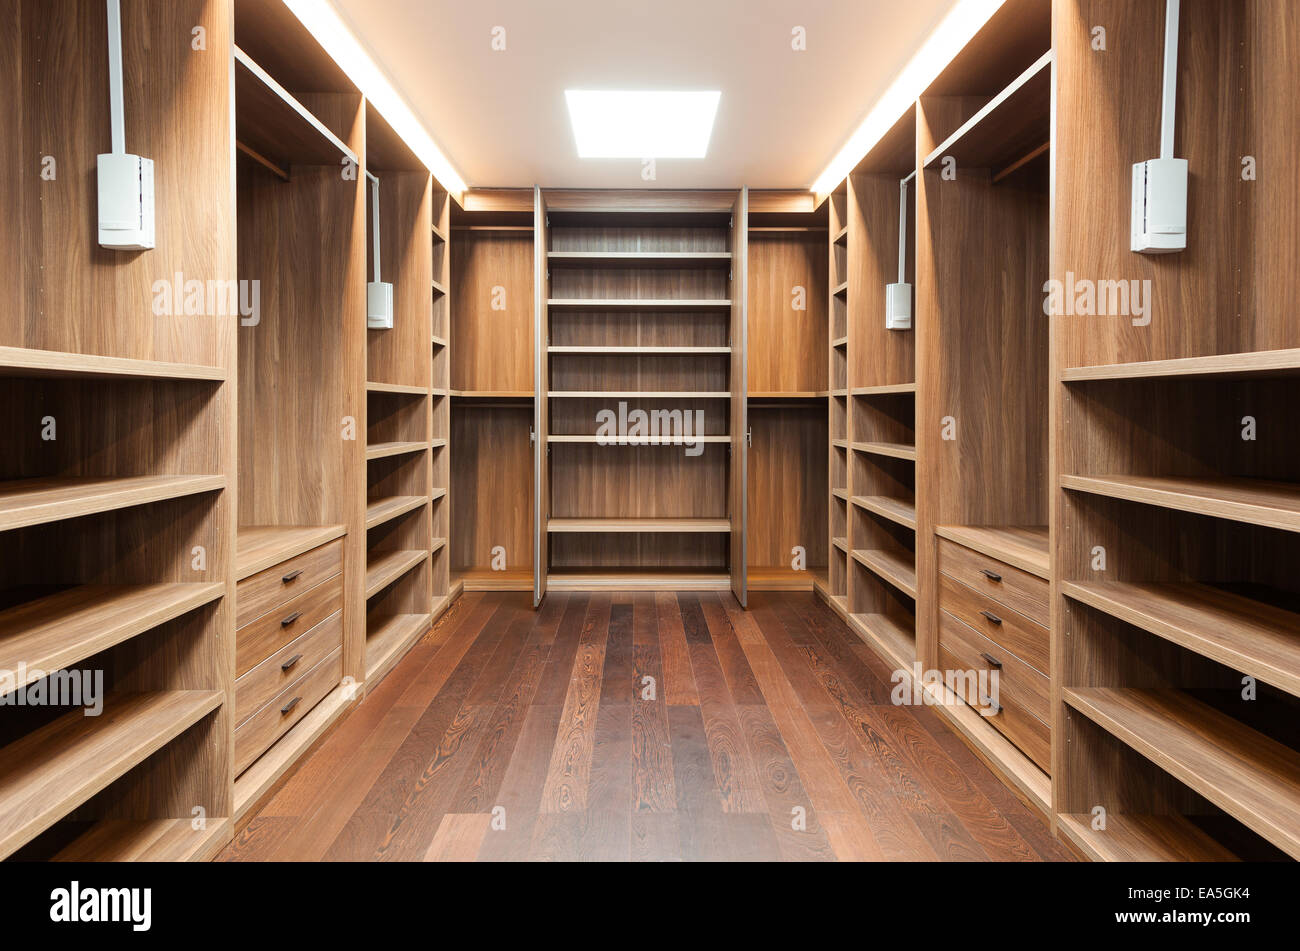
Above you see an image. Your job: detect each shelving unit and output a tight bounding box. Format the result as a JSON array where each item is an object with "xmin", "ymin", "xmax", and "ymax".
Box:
[
  {"xmin": 450, "ymin": 189, "xmax": 536, "ymax": 592},
  {"xmin": 1050, "ymin": 0, "xmax": 1300, "ymax": 862},
  {"xmin": 534, "ymin": 190, "xmax": 748, "ymax": 599},
  {"xmin": 0, "ymin": 0, "xmax": 238, "ymax": 861}
]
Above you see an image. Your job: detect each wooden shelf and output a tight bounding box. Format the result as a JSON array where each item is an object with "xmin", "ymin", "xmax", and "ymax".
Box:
[
  {"xmin": 548, "ymin": 346, "xmax": 731, "ymax": 355},
  {"xmin": 832, "ymin": 536, "xmax": 848, "ymax": 552},
  {"xmin": 366, "ymin": 380, "xmax": 427, "ymax": 396},
  {"xmin": 365, "ymin": 440, "xmax": 427, "ymax": 461},
  {"xmin": 547, "ymin": 298, "xmax": 733, "ymax": 310},
  {"xmin": 831, "ymin": 488, "xmax": 849, "ymax": 502},
  {"xmin": 0, "ymin": 583, "xmax": 224, "ymax": 696},
  {"xmin": 233, "ymin": 47, "xmax": 356, "ymax": 169},
  {"xmin": 454, "ymin": 568, "xmax": 533, "ymax": 592},
  {"xmin": 1061, "ymin": 474, "xmax": 1300, "ymax": 533},
  {"xmin": 431, "ymin": 222, "xmax": 448, "ymax": 243},
  {"xmin": 450, "ymin": 390, "xmax": 533, "ymax": 399},
  {"xmin": 1063, "ymin": 581, "xmax": 1300, "ymax": 698},
  {"xmin": 0, "ymin": 346, "xmax": 225, "ymax": 382},
  {"xmin": 747, "ymin": 567, "xmax": 814, "ymax": 591},
  {"xmin": 831, "ymin": 281, "xmax": 848, "ymax": 297},
  {"xmin": 748, "ymin": 391, "xmax": 828, "ymax": 399},
  {"xmin": 364, "ymin": 549, "xmax": 429, "ymax": 599},
  {"xmin": 831, "ymin": 336, "xmax": 848, "ymax": 348},
  {"xmin": 366, "ymin": 612, "xmax": 431, "ymax": 683},
  {"xmin": 51, "ymin": 817, "xmax": 231, "ymax": 862},
  {"xmin": 833, "ymin": 225, "xmax": 848, "ymax": 245},
  {"xmin": 831, "ymin": 439, "xmax": 848, "ymax": 450},
  {"xmin": 547, "ymin": 390, "xmax": 731, "ymax": 399},
  {"xmin": 548, "ymin": 517, "xmax": 731, "ymax": 534},
  {"xmin": 851, "ymin": 382, "xmax": 916, "ymax": 396},
  {"xmin": 548, "ymin": 569, "xmax": 730, "ymax": 591},
  {"xmin": 852, "ymin": 495, "xmax": 917, "ymax": 530},
  {"xmin": 1063, "ymin": 687, "xmax": 1300, "ymax": 859},
  {"xmin": 934, "ymin": 524, "xmax": 1049, "ymax": 579},
  {"xmin": 0, "ymin": 690, "xmax": 223, "ymax": 859},
  {"xmin": 431, "ymin": 487, "xmax": 447, "ymax": 502},
  {"xmin": 365, "ymin": 495, "xmax": 427, "ymax": 531},
  {"xmin": 0, "ymin": 475, "xmax": 225, "ymax": 533},
  {"xmin": 547, "ymin": 251, "xmax": 732, "ymax": 269},
  {"xmin": 547, "ymin": 435, "xmax": 730, "ymax": 445},
  {"xmin": 852, "ymin": 548, "xmax": 918, "ymax": 598},
  {"xmin": 923, "ymin": 51, "xmax": 1052, "ymax": 170},
  {"xmin": 851, "ymin": 441, "xmax": 917, "ymax": 461},
  {"xmin": 1062, "ymin": 348, "xmax": 1300, "ymax": 383},
  {"xmin": 431, "ymin": 278, "xmax": 447, "ymax": 296},
  {"xmin": 235, "ymin": 525, "xmax": 345, "ymax": 581},
  {"xmin": 1056, "ymin": 812, "xmax": 1240, "ymax": 863},
  {"xmin": 431, "ymin": 334, "xmax": 448, "ymax": 348},
  {"xmin": 849, "ymin": 613, "xmax": 916, "ymax": 670}
]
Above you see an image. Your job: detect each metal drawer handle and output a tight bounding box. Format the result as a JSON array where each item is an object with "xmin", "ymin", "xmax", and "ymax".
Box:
[
  {"xmin": 979, "ymin": 651, "xmax": 1003, "ymax": 669},
  {"xmin": 281, "ymin": 696, "xmax": 302, "ymax": 715},
  {"xmin": 282, "ymin": 569, "xmax": 304, "ymax": 583},
  {"xmin": 281, "ymin": 654, "xmax": 303, "ymax": 672},
  {"xmin": 280, "ymin": 611, "xmax": 301, "ymax": 627},
  {"xmin": 980, "ymin": 694, "xmax": 1002, "ymax": 715},
  {"xmin": 980, "ymin": 569, "xmax": 1002, "ymax": 582},
  {"xmin": 980, "ymin": 609, "xmax": 1003, "ymax": 625}
]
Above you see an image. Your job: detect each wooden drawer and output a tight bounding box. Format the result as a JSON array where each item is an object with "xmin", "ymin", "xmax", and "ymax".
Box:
[
  {"xmin": 235, "ymin": 609, "xmax": 342, "ymax": 726},
  {"xmin": 939, "ymin": 572, "xmax": 1049, "ymax": 674},
  {"xmin": 937, "ymin": 537, "xmax": 1048, "ymax": 626},
  {"xmin": 236, "ymin": 538, "xmax": 342, "ymax": 630},
  {"xmin": 234, "ymin": 647, "xmax": 341, "ymax": 776},
  {"xmin": 938, "ymin": 609, "xmax": 1050, "ymax": 773},
  {"xmin": 236, "ymin": 574, "xmax": 341, "ymax": 677}
]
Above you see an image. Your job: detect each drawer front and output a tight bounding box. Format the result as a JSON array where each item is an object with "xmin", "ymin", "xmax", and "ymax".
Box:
[
  {"xmin": 235, "ymin": 610, "xmax": 342, "ymax": 726},
  {"xmin": 235, "ymin": 647, "xmax": 341, "ymax": 776},
  {"xmin": 236, "ymin": 575, "xmax": 341, "ymax": 677},
  {"xmin": 236, "ymin": 538, "xmax": 342, "ymax": 630},
  {"xmin": 939, "ymin": 572, "xmax": 1049, "ymax": 674},
  {"xmin": 937, "ymin": 537, "xmax": 1048, "ymax": 626},
  {"xmin": 938, "ymin": 611, "xmax": 1050, "ymax": 773}
]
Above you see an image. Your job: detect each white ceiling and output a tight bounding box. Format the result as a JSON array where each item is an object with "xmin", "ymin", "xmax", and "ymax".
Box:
[{"xmin": 330, "ymin": 0, "xmax": 956, "ymax": 190}]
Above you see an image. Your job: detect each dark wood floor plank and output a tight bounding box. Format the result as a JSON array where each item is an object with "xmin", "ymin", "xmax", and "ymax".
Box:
[
  {"xmin": 600, "ymin": 603, "xmax": 635, "ymax": 703},
  {"xmin": 701, "ymin": 593, "xmax": 766, "ymax": 705},
  {"xmin": 631, "ymin": 813, "xmax": 683, "ymax": 861},
  {"xmin": 539, "ymin": 595, "xmax": 610, "ymax": 812},
  {"xmin": 423, "ymin": 813, "xmax": 493, "ymax": 861},
  {"xmin": 779, "ymin": 592, "xmax": 898, "ymax": 705},
  {"xmin": 631, "ymin": 642, "xmax": 677, "ymax": 812},
  {"xmin": 531, "ymin": 594, "xmax": 592, "ymax": 705},
  {"xmin": 686, "ymin": 634, "xmax": 767, "ymax": 813},
  {"xmin": 655, "ymin": 591, "xmax": 699, "ymax": 705},
  {"xmin": 476, "ymin": 703, "xmax": 563, "ymax": 861}
]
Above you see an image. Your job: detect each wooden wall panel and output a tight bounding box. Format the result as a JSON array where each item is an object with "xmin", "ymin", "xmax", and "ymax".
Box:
[
  {"xmin": 451, "ymin": 402, "xmax": 533, "ymax": 573},
  {"xmin": 747, "ymin": 233, "xmax": 828, "ymax": 394},
  {"xmin": 451, "ymin": 232, "xmax": 534, "ymax": 392},
  {"xmin": 747, "ymin": 405, "xmax": 828, "ymax": 569}
]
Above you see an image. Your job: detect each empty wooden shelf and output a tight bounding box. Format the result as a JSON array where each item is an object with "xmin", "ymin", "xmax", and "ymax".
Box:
[
  {"xmin": 364, "ymin": 549, "xmax": 429, "ymax": 599},
  {"xmin": 547, "ymin": 298, "xmax": 732, "ymax": 310},
  {"xmin": 365, "ymin": 380, "xmax": 427, "ymax": 396},
  {"xmin": 1061, "ymin": 348, "xmax": 1300, "ymax": 383},
  {"xmin": 852, "ymin": 548, "xmax": 918, "ymax": 599},
  {"xmin": 547, "ymin": 251, "xmax": 732, "ymax": 268},
  {"xmin": 852, "ymin": 495, "xmax": 917, "ymax": 530},
  {"xmin": 0, "ymin": 583, "xmax": 225, "ymax": 695},
  {"xmin": 52, "ymin": 817, "xmax": 232, "ymax": 863},
  {"xmin": 1061, "ymin": 474, "xmax": 1300, "ymax": 533},
  {"xmin": 1062, "ymin": 581, "xmax": 1300, "ymax": 698},
  {"xmin": 547, "ymin": 517, "xmax": 731, "ymax": 533},
  {"xmin": 924, "ymin": 51, "xmax": 1052, "ymax": 172},
  {"xmin": 365, "ymin": 441, "xmax": 428, "ymax": 461},
  {"xmin": 365, "ymin": 495, "xmax": 427, "ymax": 531},
  {"xmin": 547, "ymin": 346, "xmax": 731, "ymax": 355},
  {"xmin": 366, "ymin": 612, "xmax": 432, "ymax": 681},
  {"xmin": 0, "ymin": 475, "xmax": 226, "ymax": 533},
  {"xmin": 1056, "ymin": 813, "xmax": 1240, "ymax": 863},
  {"xmin": 0, "ymin": 690, "xmax": 223, "ymax": 859},
  {"xmin": 851, "ymin": 441, "xmax": 917, "ymax": 462},
  {"xmin": 546, "ymin": 435, "xmax": 730, "ymax": 445},
  {"xmin": 1063, "ymin": 687, "xmax": 1300, "ymax": 859},
  {"xmin": 0, "ymin": 346, "xmax": 226, "ymax": 382},
  {"xmin": 547, "ymin": 390, "xmax": 731, "ymax": 399},
  {"xmin": 850, "ymin": 612, "xmax": 916, "ymax": 669}
]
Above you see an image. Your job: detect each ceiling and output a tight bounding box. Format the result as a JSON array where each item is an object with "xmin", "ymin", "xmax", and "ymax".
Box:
[{"xmin": 329, "ymin": 0, "xmax": 957, "ymax": 190}]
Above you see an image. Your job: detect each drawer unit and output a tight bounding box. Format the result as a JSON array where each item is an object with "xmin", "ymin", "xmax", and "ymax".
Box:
[
  {"xmin": 235, "ymin": 609, "xmax": 342, "ymax": 726},
  {"xmin": 236, "ymin": 538, "xmax": 343, "ymax": 630},
  {"xmin": 236, "ymin": 573, "xmax": 342, "ymax": 677},
  {"xmin": 937, "ymin": 536, "xmax": 1048, "ymax": 626},
  {"xmin": 938, "ymin": 608, "xmax": 1050, "ymax": 772},
  {"xmin": 938, "ymin": 571, "xmax": 1049, "ymax": 674},
  {"xmin": 235, "ymin": 647, "xmax": 342, "ymax": 776}
]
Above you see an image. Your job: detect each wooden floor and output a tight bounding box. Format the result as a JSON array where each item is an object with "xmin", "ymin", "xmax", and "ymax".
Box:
[{"xmin": 220, "ymin": 591, "xmax": 1074, "ymax": 861}]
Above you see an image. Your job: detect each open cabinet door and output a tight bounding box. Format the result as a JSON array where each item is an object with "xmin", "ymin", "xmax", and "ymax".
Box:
[
  {"xmin": 533, "ymin": 185, "xmax": 549, "ymax": 607},
  {"xmin": 729, "ymin": 188, "xmax": 748, "ymax": 606}
]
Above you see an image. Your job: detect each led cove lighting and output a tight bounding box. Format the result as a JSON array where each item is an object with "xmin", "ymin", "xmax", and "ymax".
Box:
[
  {"xmin": 810, "ymin": 0, "xmax": 1009, "ymax": 195},
  {"xmin": 565, "ymin": 90, "xmax": 720, "ymax": 158},
  {"xmin": 283, "ymin": 0, "xmax": 466, "ymax": 196}
]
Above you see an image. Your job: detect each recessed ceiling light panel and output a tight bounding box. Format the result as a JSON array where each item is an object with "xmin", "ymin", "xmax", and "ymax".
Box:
[{"xmin": 565, "ymin": 90, "xmax": 721, "ymax": 158}]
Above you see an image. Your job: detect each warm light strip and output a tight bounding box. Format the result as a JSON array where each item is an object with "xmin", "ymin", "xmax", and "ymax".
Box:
[
  {"xmin": 810, "ymin": 0, "xmax": 1008, "ymax": 195},
  {"xmin": 283, "ymin": 0, "xmax": 467, "ymax": 196}
]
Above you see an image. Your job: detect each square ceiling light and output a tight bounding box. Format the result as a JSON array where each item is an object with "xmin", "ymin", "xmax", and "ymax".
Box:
[{"xmin": 564, "ymin": 90, "xmax": 721, "ymax": 158}]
